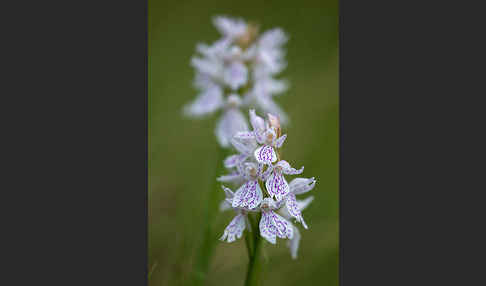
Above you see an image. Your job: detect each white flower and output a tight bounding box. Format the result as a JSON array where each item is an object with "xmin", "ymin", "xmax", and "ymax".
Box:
[
  {"xmin": 251, "ymin": 111, "xmax": 287, "ymax": 165},
  {"xmin": 219, "ymin": 185, "xmax": 257, "ymax": 243},
  {"xmin": 223, "ymin": 61, "xmax": 248, "ymax": 91},
  {"xmin": 215, "ymin": 95, "xmax": 249, "ymax": 147},
  {"xmin": 220, "ymin": 212, "xmax": 247, "ymax": 243},
  {"xmin": 183, "ymin": 16, "xmax": 290, "ymax": 147},
  {"xmin": 281, "ymin": 177, "xmax": 316, "ymax": 229},
  {"xmin": 213, "ymin": 16, "xmax": 248, "ymax": 40},
  {"xmin": 231, "ymin": 162, "xmax": 269, "ymax": 210},
  {"xmin": 259, "ymin": 198, "xmax": 294, "ymax": 244},
  {"xmin": 278, "ymin": 196, "xmax": 314, "ymax": 259},
  {"xmin": 230, "ymin": 110, "xmax": 286, "ymax": 165},
  {"xmin": 265, "ymin": 160, "xmax": 304, "ymax": 202},
  {"xmin": 217, "ymin": 109, "xmax": 317, "ymax": 260},
  {"xmin": 183, "ymin": 84, "xmax": 223, "ymax": 117},
  {"xmin": 253, "ymin": 28, "xmax": 288, "ymax": 77}
]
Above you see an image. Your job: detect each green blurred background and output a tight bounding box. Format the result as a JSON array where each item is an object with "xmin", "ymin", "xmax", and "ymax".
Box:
[{"xmin": 149, "ymin": 0, "xmax": 338, "ymax": 285}]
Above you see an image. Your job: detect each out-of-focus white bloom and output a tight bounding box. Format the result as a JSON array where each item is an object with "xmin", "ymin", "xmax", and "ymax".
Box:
[
  {"xmin": 215, "ymin": 94, "xmax": 249, "ymax": 147},
  {"xmin": 253, "ymin": 28, "xmax": 288, "ymax": 77},
  {"xmin": 183, "ymin": 84, "xmax": 223, "ymax": 117},
  {"xmin": 213, "ymin": 16, "xmax": 248, "ymax": 40},
  {"xmin": 183, "ymin": 16, "xmax": 290, "ymax": 147},
  {"xmin": 224, "ymin": 61, "xmax": 248, "ymax": 90}
]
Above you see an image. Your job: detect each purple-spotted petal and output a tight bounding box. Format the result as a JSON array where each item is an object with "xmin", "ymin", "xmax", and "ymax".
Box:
[
  {"xmin": 276, "ymin": 160, "xmax": 304, "ymax": 175},
  {"xmin": 278, "ymin": 196, "xmax": 314, "ymax": 220},
  {"xmin": 265, "ymin": 171, "xmax": 289, "ymax": 202},
  {"xmin": 260, "ymin": 164, "xmax": 274, "ymax": 181},
  {"xmin": 289, "ymin": 177, "xmax": 316, "ymax": 195},
  {"xmin": 254, "ymin": 145, "xmax": 277, "ymax": 164},
  {"xmin": 271, "ymin": 211, "xmax": 294, "ymax": 239},
  {"xmin": 259, "ymin": 211, "xmax": 277, "ymax": 244},
  {"xmin": 243, "ymin": 181, "xmax": 263, "ymax": 210},
  {"xmin": 275, "ymin": 134, "xmax": 287, "ymax": 148},
  {"xmin": 285, "ymin": 193, "xmax": 308, "ymax": 229},
  {"xmin": 220, "ymin": 213, "xmax": 246, "ymax": 243},
  {"xmin": 254, "ymin": 163, "xmax": 264, "ymax": 178},
  {"xmin": 232, "ymin": 180, "xmax": 263, "ymax": 210}
]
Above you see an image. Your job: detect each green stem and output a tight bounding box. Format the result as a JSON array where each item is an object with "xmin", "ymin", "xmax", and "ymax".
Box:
[
  {"xmin": 192, "ymin": 145, "xmax": 228, "ymax": 286},
  {"xmin": 245, "ymin": 228, "xmax": 254, "ymax": 259},
  {"xmin": 245, "ymin": 212, "xmax": 266, "ymax": 286}
]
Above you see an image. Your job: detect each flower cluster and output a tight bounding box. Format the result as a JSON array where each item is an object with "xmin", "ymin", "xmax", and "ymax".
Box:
[
  {"xmin": 183, "ymin": 16, "xmax": 290, "ymax": 148},
  {"xmin": 219, "ymin": 110, "xmax": 316, "ymax": 259}
]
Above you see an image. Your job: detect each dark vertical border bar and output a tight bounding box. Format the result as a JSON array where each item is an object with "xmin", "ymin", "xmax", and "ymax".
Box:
[
  {"xmin": 339, "ymin": 0, "xmax": 343, "ymax": 284},
  {"xmin": 340, "ymin": 0, "xmax": 486, "ymax": 285},
  {"xmin": 18, "ymin": 0, "xmax": 150, "ymax": 284},
  {"xmin": 145, "ymin": 0, "xmax": 149, "ymax": 283},
  {"xmin": 144, "ymin": 0, "xmax": 149, "ymax": 285}
]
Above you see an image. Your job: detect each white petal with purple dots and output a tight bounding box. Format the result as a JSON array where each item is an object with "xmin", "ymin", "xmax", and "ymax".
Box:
[
  {"xmin": 276, "ymin": 160, "xmax": 304, "ymax": 175},
  {"xmin": 254, "ymin": 145, "xmax": 277, "ymax": 164},
  {"xmin": 285, "ymin": 193, "xmax": 308, "ymax": 229},
  {"xmin": 265, "ymin": 171, "xmax": 289, "ymax": 202},
  {"xmin": 232, "ymin": 180, "xmax": 263, "ymax": 210},
  {"xmin": 220, "ymin": 213, "xmax": 246, "ymax": 243}
]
